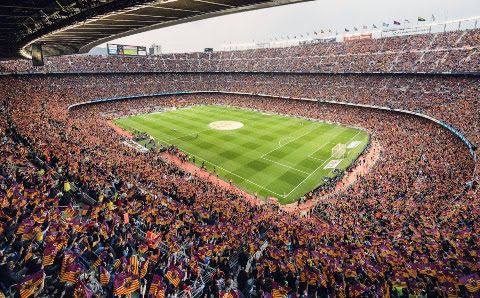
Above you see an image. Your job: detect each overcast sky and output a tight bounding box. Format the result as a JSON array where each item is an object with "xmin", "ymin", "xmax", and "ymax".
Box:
[{"xmin": 96, "ymin": 0, "xmax": 480, "ymax": 53}]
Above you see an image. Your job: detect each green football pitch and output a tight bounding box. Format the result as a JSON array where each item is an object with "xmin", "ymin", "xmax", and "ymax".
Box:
[{"xmin": 114, "ymin": 105, "xmax": 369, "ymax": 204}]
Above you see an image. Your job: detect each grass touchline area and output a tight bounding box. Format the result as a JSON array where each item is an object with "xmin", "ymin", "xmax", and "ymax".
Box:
[{"xmin": 114, "ymin": 104, "xmax": 369, "ymax": 204}]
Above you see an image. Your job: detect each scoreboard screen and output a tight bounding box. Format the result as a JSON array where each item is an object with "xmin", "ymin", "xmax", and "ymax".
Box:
[{"xmin": 107, "ymin": 44, "xmax": 147, "ymax": 56}]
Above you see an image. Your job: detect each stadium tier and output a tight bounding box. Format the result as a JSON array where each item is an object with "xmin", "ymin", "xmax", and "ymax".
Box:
[
  {"xmin": 0, "ymin": 30, "xmax": 479, "ymax": 297},
  {"xmin": 1, "ymin": 29, "xmax": 480, "ymax": 74}
]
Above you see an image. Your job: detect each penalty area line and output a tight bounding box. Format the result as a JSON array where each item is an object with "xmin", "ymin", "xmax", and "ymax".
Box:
[
  {"xmin": 260, "ymin": 157, "xmax": 310, "ymax": 175},
  {"xmin": 284, "ymin": 131, "xmax": 363, "ymax": 198},
  {"xmin": 153, "ymin": 137, "xmax": 285, "ymax": 198}
]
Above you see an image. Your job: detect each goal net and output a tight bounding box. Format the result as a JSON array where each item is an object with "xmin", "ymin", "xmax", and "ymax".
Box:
[{"xmin": 331, "ymin": 143, "xmax": 347, "ymax": 158}]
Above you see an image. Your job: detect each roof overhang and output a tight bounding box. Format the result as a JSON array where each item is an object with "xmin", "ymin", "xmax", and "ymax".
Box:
[{"xmin": 0, "ymin": 0, "xmax": 313, "ymax": 59}]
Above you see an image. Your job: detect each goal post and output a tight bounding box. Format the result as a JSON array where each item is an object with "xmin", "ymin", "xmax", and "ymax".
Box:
[{"xmin": 331, "ymin": 143, "xmax": 347, "ymax": 158}]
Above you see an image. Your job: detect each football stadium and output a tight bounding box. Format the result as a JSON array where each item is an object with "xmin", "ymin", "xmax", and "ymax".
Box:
[{"xmin": 0, "ymin": 0, "xmax": 479, "ymax": 297}]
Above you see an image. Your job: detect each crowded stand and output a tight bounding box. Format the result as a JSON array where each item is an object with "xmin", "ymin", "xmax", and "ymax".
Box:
[
  {"xmin": 0, "ymin": 29, "xmax": 479, "ymax": 75},
  {"xmin": 0, "ymin": 65, "xmax": 478, "ymax": 297}
]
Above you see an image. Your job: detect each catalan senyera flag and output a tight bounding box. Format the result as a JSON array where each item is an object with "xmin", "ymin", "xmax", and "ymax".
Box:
[
  {"xmin": 149, "ymin": 275, "xmax": 166, "ymax": 298},
  {"xmin": 42, "ymin": 242, "xmax": 57, "ymax": 267},
  {"xmin": 165, "ymin": 266, "xmax": 184, "ymax": 288},
  {"xmin": 60, "ymin": 262, "xmax": 83, "ymax": 283},
  {"xmin": 64, "ymin": 205, "xmax": 76, "ymax": 218},
  {"xmin": 271, "ymin": 282, "xmax": 288, "ymax": 298},
  {"xmin": 17, "ymin": 270, "xmax": 45, "ymax": 298},
  {"xmin": 140, "ymin": 259, "xmax": 149, "ymax": 278},
  {"xmin": 113, "ymin": 273, "xmax": 140, "ymax": 296},
  {"xmin": 130, "ymin": 255, "xmax": 139, "ymax": 275},
  {"xmin": 60, "ymin": 251, "xmax": 77, "ymax": 277},
  {"xmin": 99, "ymin": 266, "xmax": 110, "ymax": 285}
]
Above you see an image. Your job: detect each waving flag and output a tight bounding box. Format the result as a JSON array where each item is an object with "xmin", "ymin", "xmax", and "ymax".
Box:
[
  {"xmin": 149, "ymin": 275, "xmax": 166, "ymax": 298},
  {"xmin": 42, "ymin": 242, "xmax": 57, "ymax": 267},
  {"xmin": 272, "ymin": 282, "xmax": 288, "ymax": 298},
  {"xmin": 99, "ymin": 266, "xmax": 110, "ymax": 285},
  {"xmin": 165, "ymin": 266, "xmax": 184, "ymax": 288},
  {"xmin": 60, "ymin": 251, "xmax": 78, "ymax": 278},
  {"xmin": 17, "ymin": 270, "xmax": 45, "ymax": 298},
  {"xmin": 130, "ymin": 255, "xmax": 139, "ymax": 275},
  {"xmin": 140, "ymin": 260, "xmax": 149, "ymax": 278},
  {"xmin": 60, "ymin": 262, "xmax": 83, "ymax": 283},
  {"xmin": 92, "ymin": 251, "xmax": 107, "ymax": 268},
  {"xmin": 63, "ymin": 205, "xmax": 76, "ymax": 218},
  {"xmin": 114, "ymin": 273, "xmax": 140, "ymax": 296}
]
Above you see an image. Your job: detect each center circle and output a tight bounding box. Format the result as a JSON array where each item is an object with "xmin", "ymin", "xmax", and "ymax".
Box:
[{"xmin": 208, "ymin": 121, "xmax": 244, "ymax": 131}]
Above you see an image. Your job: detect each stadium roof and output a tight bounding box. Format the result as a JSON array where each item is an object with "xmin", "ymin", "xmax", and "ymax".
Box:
[{"xmin": 0, "ymin": 0, "xmax": 313, "ymax": 59}]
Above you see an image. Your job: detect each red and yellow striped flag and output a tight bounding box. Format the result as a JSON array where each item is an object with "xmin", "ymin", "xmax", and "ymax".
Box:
[
  {"xmin": 271, "ymin": 282, "xmax": 288, "ymax": 298},
  {"xmin": 60, "ymin": 251, "xmax": 77, "ymax": 277},
  {"xmin": 64, "ymin": 206, "xmax": 76, "ymax": 218},
  {"xmin": 17, "ymin": 270, "xmax": 45, "ymax": 298},
  {"xmin": 42, "ymin": 243, "xmax": 57, "ymax": 267},
  {"xmin": 60, "ymin": 262, "xmax": 83, "ymax": 283},
  {"xmin": 130, "ymin": 255, "xmax": 139, "ymax": 275},
  {"xmin": 99, "ymin": 266, "xmax": 110, "ymax": 285},
  {"xmin": 165, "ymin": 266, "xmax": 184, "ymax": 288},
  {"xmin": 149, "ymin": 275, "xmax": 166, "ymax": 298},
  {"xmin": 113, "ymin": 273, "xmax": 140, "ymax": 296},
  {"xmin": 140, "ymin": 260, "xmax": 149, "ymax": 278}
]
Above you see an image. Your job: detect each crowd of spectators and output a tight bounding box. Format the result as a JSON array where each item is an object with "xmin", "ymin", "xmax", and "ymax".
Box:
[
  {"xmin": 0, "ymin": 69, "xmax": 478, "ymax": 298},
  {"xmin": 0, "ymin": 29, "xmax": 479, "ymax": 74}
]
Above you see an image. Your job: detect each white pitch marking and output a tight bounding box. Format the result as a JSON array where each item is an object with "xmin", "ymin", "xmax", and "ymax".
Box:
[
  {"xmin": 283, "ymin": 157, "xmax": 334, "ymax": 198},
  {"xmin": 284, "ymin": 131, "xmax": 362, "ymax": 198},
  {"xmin": 154, "ymin": 137, "xmax": 285, "ymax": 198},
  {"xmin": 260, "ymin": 157, "xmax": 310, "ymax": 175},
  {"xmin": 260, "ymin": 125, "xmax": 318, "ymax": 158},
  {"xmin": 308, "ymin": 156, "xmax": 325, "ymax": 162}
]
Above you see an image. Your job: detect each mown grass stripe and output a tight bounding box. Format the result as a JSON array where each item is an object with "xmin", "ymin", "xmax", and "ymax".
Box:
[{"xmin": 114, "ymin": 105, "xmax": 369, "ymax": 204}]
